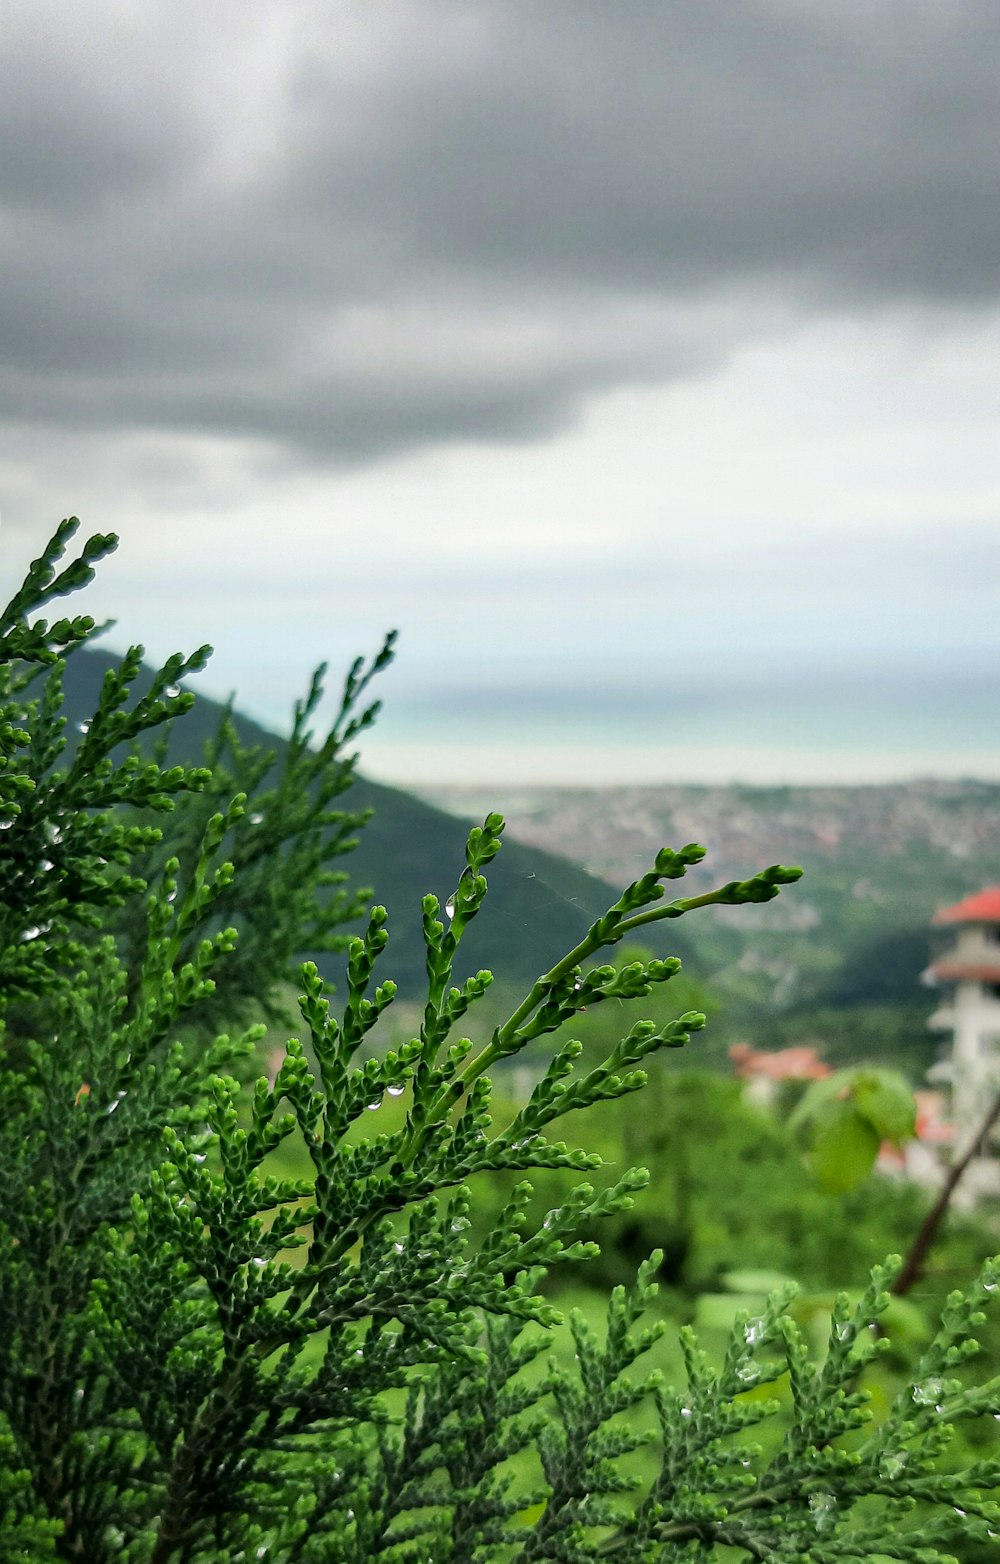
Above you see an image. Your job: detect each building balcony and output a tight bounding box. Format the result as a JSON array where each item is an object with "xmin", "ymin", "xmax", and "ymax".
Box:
[
  {"xmin": 928, "ymin": 1006, "xmax": 956, "ymax": 1030},
  {"xmin": 926, "ymin": 959, "xmax": 1000, "ymax": 984}
]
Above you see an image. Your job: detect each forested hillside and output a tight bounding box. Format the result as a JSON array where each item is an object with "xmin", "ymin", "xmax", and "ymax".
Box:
[
  {"xmin": 420, "ymin": 780, "xmax": 1000, "ymax": 1078},
  {"xmin": 59, "ymin": 647, "xmax": 655, "ymax": 997},
  {"xmin": 60, "ymin": 644, "xmax": 1000, "ymax": 1081}
]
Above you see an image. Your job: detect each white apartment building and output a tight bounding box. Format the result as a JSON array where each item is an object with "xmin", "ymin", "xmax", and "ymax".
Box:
[{"xmin": 926, "ymin": 887, "xmax": 1000, "ymax": 1199}]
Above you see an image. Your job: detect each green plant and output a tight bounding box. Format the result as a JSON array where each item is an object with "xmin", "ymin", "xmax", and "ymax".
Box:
[
  {"xmin": 1, "ymin": 520, "xmax": 998, "ymax": 1562},
  {"xmin": 789, "ymin": 1066, "xmax": 918, "ymax": 1194}
]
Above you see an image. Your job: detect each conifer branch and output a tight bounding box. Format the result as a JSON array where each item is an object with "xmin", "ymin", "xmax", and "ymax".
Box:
[{"xmin": 1, "ymin": 522, "xmax": 997, "ymax": 1563}]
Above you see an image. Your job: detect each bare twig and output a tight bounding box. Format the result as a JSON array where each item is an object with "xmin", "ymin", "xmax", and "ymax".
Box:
[{"xmin": 892, "ymin": 1088, "xmax": 1000, "ymax": 1297}]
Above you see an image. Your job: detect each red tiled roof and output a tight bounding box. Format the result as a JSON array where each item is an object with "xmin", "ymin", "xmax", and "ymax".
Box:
[
  {"xmin": 729, "ymin": 1043, "xmax": 832, "ymax": 1081},
  {"xmin": 933, "ymin": 887, "xmax": 1000, "ymax": 925}
]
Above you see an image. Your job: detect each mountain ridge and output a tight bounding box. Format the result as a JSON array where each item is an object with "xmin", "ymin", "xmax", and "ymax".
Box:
[
  {"xmin": 416, "ymin": 779, "xmax": 1000, "ymax": 1066},
  {"xmin": 58, "ymin": 645, "xmax": 679, "ymax": 997}
]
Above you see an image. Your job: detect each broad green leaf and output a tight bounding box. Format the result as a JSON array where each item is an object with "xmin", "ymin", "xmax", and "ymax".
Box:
[
  {"xmin": 787, "ymin": 1072, "xmax": 847, "ymax": 1137},
  {"xmin": 694, "ymin": 1292, "xmax": 752, "ymax": 1330},
  {"xmin": 721, "ymin": 1268, "xmax": 796, "ymax": 1295},
  {"xmin": 852, "ymin": 1070, "xmax": 916, "ymax": 1143},
  {"xmin": 810, "ymin": 1101, "xmax": 881, "ymax": 1193}
]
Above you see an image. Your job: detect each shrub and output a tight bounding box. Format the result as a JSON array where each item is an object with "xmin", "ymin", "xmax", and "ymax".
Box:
[{"xmin": 1, "ymin": 520, "xmax": 998, "ymax": 1562}]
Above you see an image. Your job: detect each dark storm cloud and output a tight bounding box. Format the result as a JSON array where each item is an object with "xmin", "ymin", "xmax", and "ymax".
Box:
[
  {"xmin": 0, "ymin": 16, "xmax": 197, "ymax": 213},
  {"xmin": 290, "ymin": 0, "xmax": 1000, "ymax": 301},
  {"xmin": 2, "ymin": 0, "xmax": 998, "ymax": 466}
]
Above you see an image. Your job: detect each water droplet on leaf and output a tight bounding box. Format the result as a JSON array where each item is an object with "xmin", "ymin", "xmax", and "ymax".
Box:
[
  {"xmin": 912, "ymin": 1377, "xmax": 945, "ymax": 1408},
  {"xmin": 879, "ymin": 1450, "xmax": 908, "ymax": 1480},
  {"xmin": 808, "ymin": 1492, "xmax": 836, "ymax": 1532}
]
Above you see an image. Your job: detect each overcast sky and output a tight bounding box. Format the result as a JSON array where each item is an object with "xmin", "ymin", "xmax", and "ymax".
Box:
[{"xmin": 2, "ymin": 0, "xmax": 999, "ymax": 785}]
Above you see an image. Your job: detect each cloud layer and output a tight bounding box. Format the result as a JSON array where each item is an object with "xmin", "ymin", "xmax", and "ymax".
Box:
[
  {"xmin": 3, "ymin": 0, "xmax": 1000, "ymax": 790},
  {"xmin": 3, "ymin": 0, "xmax": 999, "ymax": 469}
]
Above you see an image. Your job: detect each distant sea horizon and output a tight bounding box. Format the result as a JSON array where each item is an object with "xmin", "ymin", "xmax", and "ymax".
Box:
[{"xmin": 348, "ymin": 665, "xmax": 1000, "ymax": 790}]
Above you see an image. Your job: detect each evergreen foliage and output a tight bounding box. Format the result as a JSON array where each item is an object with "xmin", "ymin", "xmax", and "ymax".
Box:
[
  {"xmin": 1, "ymin": 521, "xmax": 998, "ymax": 1562},
  {"xmin": 55, "ymin": 641, "xmax": 630, "ymax": 1006}
]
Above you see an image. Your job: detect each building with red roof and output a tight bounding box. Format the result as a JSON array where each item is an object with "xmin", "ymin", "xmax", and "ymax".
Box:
[
  {"xmin": 728, "ymin": 1042, "xmax": 831, "ymax": 1109},
  {"xmin": 925, "ymin": 886, "xmax": 1000, "ymax": 1199},
  {"xmin": 932, "ymin": 887, "xmax": 1000, "ymax": 926}
]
